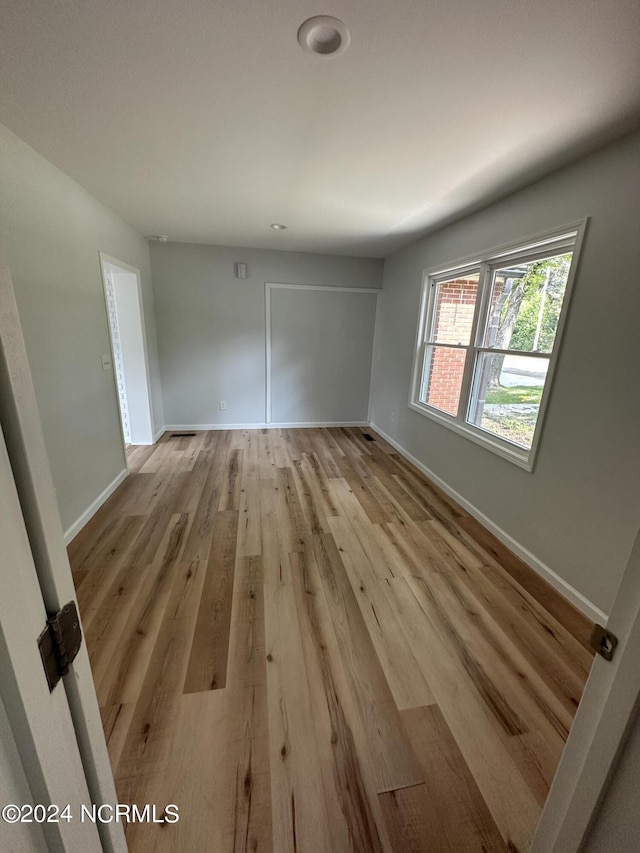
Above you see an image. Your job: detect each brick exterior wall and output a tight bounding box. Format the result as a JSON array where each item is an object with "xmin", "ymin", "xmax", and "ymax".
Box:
[{"xmin": 426, "ymin": 277, "xmax": 478, "ymax": 414}]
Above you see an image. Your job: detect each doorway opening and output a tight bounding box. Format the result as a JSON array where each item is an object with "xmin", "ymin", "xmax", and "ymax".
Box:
[{"xmin": 99, "ymin": 253, "xmax": 154, "ymax": 451}]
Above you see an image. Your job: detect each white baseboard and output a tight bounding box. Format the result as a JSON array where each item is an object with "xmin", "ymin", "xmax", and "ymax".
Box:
[
  {"xmin": 63, "ymin": 469, "xmax": 128, "ymax": 545},
  {"xmin": 154, "ymin": 426, "xmax": 165, "ymax": 442},
  {"xmin": 370, "ymin": 422, "xmax": 607, "ymax": 624},
  {"xmin": 269, "ymin": 421, "xmax": 370, "ymax": 429},
  {"xmin": 164, "ymin": 421, "xmax": 370, "ymax": 431}
]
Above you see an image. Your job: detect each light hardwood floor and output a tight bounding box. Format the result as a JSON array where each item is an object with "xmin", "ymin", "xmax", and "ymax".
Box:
[{"xmin": 69, "ymin": 427, "xmax": 594, "ymax": 853}]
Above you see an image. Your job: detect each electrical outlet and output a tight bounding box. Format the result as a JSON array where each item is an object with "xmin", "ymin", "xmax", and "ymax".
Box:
[{"xmin": 219, "ymin": 401, "xmax": 227, "ymax": 410}]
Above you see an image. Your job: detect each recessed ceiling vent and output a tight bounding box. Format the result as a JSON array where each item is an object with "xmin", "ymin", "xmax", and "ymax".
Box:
[{"xmin": 298, "ymin": 16, "xmax": 350, "ymax": 57}]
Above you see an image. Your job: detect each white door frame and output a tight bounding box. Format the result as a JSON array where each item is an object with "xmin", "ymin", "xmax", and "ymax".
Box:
[
  {"xmin": 0, "ymin": 419, "xmax": 103, "ymax": 852},
  {"xmin": 532, "ymin": 529, "xmax": 640, "ymax": 851},
  {"xmin": 0, "ymin": 242, "xmax": 126, "ymax": 852},
  {"xmin": 99, "ymin": 252, "xmax": 155, "ymax": 445}
]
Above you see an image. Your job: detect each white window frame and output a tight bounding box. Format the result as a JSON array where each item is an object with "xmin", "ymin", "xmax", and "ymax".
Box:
[{"xmin": 408, "ymin": 220, "xmax": 588, "ymax": 471}]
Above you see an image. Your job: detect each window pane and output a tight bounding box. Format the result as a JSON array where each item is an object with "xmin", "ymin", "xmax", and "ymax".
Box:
[
  {"xmin": 420, "ymin": 345, "xmax": 467, "ymax": 416},
  {"xmin": 429, "ymin": 273, "xmax": 479, "ymax": 345},
  {"xmin": 467, "ymin": 353, "xmax": 549, "ymax": 449},
  {"xmin": 483, "ymin": 253, "xmax": 572, "ymax": 353}
]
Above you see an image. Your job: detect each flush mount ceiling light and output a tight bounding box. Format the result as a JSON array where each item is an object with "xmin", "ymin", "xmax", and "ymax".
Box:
[
  {"xmin": 149, "ymin": 234, "xmax": 169, "ymax": 242},
  {"xmin": 298, "ymin": 16, "xmax": 350, "ymax": 57},
  {"xmin": 270, "ymin": 223, "xmax": 287, "ymax": 230}
]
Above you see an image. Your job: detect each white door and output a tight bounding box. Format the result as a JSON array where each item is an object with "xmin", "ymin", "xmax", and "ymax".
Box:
[
  {"xmin": 0, "ymin": 244, "xmax": 126, "ymax": 853},
  {"xmin": 0, "ymin": 420, "xmax": 103, "ymax": 852},
  {"xmin": 100, "ymin": 253, "xmax": 155, "ymax": 446},
  {"xmin": 532, "ymin": 528, "xmax": 640, "ymax": 851}
]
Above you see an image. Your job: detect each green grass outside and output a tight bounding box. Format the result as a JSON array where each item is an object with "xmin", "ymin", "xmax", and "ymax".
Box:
[{"xmin": 484, "ymin": 384, "xmax": 543, "ymax": 405}]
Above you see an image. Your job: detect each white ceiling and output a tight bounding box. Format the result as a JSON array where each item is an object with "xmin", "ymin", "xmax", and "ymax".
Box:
[{"xmin": 1, "ymin": 0, "xmax": 639, "ymax": 257}]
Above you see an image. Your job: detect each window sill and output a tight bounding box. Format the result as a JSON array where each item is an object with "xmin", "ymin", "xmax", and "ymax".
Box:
[{"xmin": 407, "ymin": 400, "xmax": 535, "ymax": 472}]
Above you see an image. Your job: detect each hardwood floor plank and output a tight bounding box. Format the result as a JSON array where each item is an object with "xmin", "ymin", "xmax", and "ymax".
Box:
[
  {"xmin": 258, "ymin": 434, "xmax": 299, "ymax": 583},
  {"xmin": 406, "ymin": 567, "xmax": 569, "ymax": 801},
  {"xmin": 124, "ymin": 442, "xmax": 158, "ymax": 473},
  {"xmin": 101, "ymin": 700, "xmax": 135, "ymax": 771},
  {"xmin": 180, "ymin": 432, "xmax": 230, "ymax": 566},
  {"xmin": 219, "ymin": 447, "xmax": 243, "ymax": 511},
  {"xmin": 97, "ymin": 513, "xmax": 190, "ymax": 708},
  {"xmin": 277, "ymin": 465, "xmax": 309, "ymax": 540},
  {"xmin": 332, "ymin": 454, "xmax": 390, "ymax": 524},
  {"xmin": 125, "ymin": 688, "xmax": 273, "ymax": 853},
  {"xmin": 84, "ymin": 558, "xmax": 148, "ymax": 671},
  {"xmin": 263, "ymin": 579, "xmax": 335, "ymax": 853},
  {"xmin": 328, "ymin": 427, "xmax": 370, "ymax": 460},
  {"xmin": 419, "ymin": 517, "xmax": 593, "ymax": 680},
  {"xmin": 329, "ymin": 483, "xmax": 403, "ymax": 582},
  {"xmin": 290, "ymin": 546, "xmax": 392, "ymax": 852},
  {"xmin": 227, "ymin": 555, "xmax": 267, "ymax": 688},
  {"xmin": 111, "ymin": 472, "xmax": 159, "ymax": 516},
  {"xmin": 105, "ymin": 546, "xmax": 210, "ymax": 773},
  {"xmin": 386, "ymin": 446, "xmax": 594, "ymax": 650},
  {"xmin": 421, "ymin": 517, "xmax": 587, "ymax": 705},
  {"xmin": 386, "ymin": 576, "xmax": 541, "ymax": 851},
  {"xmin": 455, "ymin": 511, "xmax": 594, "ymax": 649},
  {"xmin": 70, "ymin": 427, "xmax": 592, "ymax": 853},
  {"xmin": 269, "ymin": 430, "xmax": 290, "ymax": 468},
  {"xmin": 390, "ymin": 519, "xmax": 575, "ymax": 742},
  {"xmin": 137, "ymin": 438, "xmax": 176, "ymax": 474},
  {"xmin": 108, "ymin": 519, "xmax": 194, "ymax": 785},
  {"xmin": 183, "ymin": 510, "xmax": 239, "ymax": 693},
  {"xmin": 288, "ymin": 457, "xmax": 325, "ymax": 534},
  {"xmin": 307, "ymin": 429, "xmax": 343, "ymax": 478},
  {"xmin": 329, "ymin": 476, "xmax": 379, "ymax": 526},
  {"xmin": 71, "ymin": 566, "xmax": 89, "ymax": 591},
  {"xmin": 115, "ymin": 567, "xmax": 214, "ymax": 808},
  {"xmin": 126, "ymin": 474, "xmax": 188, "ymax": 569},
  {"xmin": 298, "ymin": 452, "xmax": 340, "ymax": 524},
  {"xmin": 328, "ymin": 515, "xmax": 436, "ymax": 711},
  {"xmin": 237, "ymin": 431, "xmax": 262, "ymax": 557},
  {"xmin": 372, "ymin": 470, "xmax": 431, "ymax": 523},
  {"xmin": 171, "ymin": 429, "xmax": 207, "ymax": 473},
  {"xmin": 171, "ymin": 460, "xmax": 212, "ymax": 522},
  {"xmin": 310, "ymin": 532, "xmax": 424, "ymax": 793},
  {"xmin": 379, "ymin": 705, "xmax": 509, "ymax": 853},
  {"xmin": 72, "ymin": 512, "xmax": 139, "ymax": 576},
  {"xmin": 76, "ymin": 515, "xmax": 146, "ymax": 624}
]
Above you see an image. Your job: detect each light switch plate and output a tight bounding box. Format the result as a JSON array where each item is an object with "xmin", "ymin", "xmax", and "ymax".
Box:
[{"xmin": 101, "ymin": 354, "xmax": 112, "ymax": 371}]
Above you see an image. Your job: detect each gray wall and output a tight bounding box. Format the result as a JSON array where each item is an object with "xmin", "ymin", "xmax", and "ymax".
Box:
[
  {"xmin": 270, "ymin": 287, "xmax": 378, "ymax": 424},
  {"xmin": 150, "ymin": 242, "xmax": 383, "ymax": 426},
  {"xmin": 0, "ymin": 123, "xmax": 164, "ymax": 532},
  {"xmin": 371, "ymin": 130, "xmax": 640, "ymax": 617}
]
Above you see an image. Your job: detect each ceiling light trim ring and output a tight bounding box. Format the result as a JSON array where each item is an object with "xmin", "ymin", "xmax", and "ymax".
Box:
[{"xmin": 298, "ymin": 16, "xmax": 350, "ymax": 57}]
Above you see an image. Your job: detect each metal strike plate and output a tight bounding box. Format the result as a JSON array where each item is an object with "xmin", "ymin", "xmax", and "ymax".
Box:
[{"xmin": 589, "ymin": 623, "xmax": 618, "ymax": 662}]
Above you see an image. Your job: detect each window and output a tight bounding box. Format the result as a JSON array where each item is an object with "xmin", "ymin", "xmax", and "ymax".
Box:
[{"xmin": 409, "ymin": 223, "xmax": 586, "ymax": 469}]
